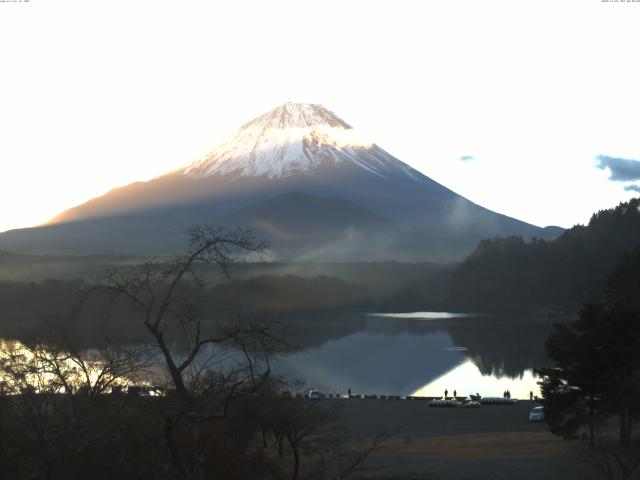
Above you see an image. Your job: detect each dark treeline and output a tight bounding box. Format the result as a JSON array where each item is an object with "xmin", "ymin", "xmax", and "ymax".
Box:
[
  {"xmin": 229, "ymin": 262, "xmax": 453, "ymax": 311},
  {"xmin": 0, "ymin": 250, "xmax": 137, "ymax": 282},
  {"xmin": 0, "ymin": 274, "xmax": 372, "ymax": 337},
  {"xmin": 446, "ymin": 198, "xmax": 640, "ymax": 313},
  {"xmin": 0, "ymin": 260, "xmax": 454, "ymax": 336},
  {"xmin": 205, "ymin": 275, "xmax": 370, "ymax": 316}
]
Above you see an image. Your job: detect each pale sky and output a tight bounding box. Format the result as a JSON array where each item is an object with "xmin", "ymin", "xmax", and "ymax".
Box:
[{"xmin": 1, "ymin": 0, "xmax": 639, "ymax": 234}]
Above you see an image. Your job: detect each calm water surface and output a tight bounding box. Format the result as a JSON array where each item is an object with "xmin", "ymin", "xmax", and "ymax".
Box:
[
  {"xmin": 274, "ymin": 312, "xmax": 553, "ymax": 399},
  {"xmin": 0, "ymin": 312, "xmax": 555, "ymax": 399}
]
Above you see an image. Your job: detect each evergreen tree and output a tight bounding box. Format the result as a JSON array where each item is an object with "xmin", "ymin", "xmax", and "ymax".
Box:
[{"xmin": 537, "ymin": 248, "xmax": 640, "ymax": 446}]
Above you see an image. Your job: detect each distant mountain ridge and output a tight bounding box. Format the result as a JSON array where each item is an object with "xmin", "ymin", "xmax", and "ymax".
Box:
[{"xmin": 0, "ymin": 103, "xmax": 562, "ymax": 260}]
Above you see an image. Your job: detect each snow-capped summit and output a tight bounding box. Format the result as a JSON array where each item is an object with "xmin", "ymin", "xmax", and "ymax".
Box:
[
  {"xmin": 238, "ymin": 102, "xmax": 352, "ymax": 130},
  {"xmin": 181, "ymin": 103, "xmax": 421, "ymax": 181}
]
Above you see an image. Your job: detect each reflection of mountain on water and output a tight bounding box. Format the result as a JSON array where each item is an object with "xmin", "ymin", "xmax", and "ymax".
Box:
[
  {"xmin": 276, "ymin": 329, "xmax": 465, "ymax": 394},
  {"xmin": 442, "ymin": 318, "xmax": 553, "ymax": 377},
  {"xmin": 0, "ymin": 311, "xmax": 554, "ymax": 395},
  {"xmin": 276, "ymin": 313, "xmax": 553, "ymax": 393}
]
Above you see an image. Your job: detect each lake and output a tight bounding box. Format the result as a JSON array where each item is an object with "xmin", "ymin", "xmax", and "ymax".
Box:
[
  {"xmin": 0, "ymin": 311, "xmax": 557, "ymax": 400},
  {"xmin": 273, "ymin": 312, "xmax": 555, "ymax": 399}
]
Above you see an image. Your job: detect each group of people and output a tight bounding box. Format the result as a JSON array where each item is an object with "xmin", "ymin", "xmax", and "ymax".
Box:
[{"xmin": 438, "ymin": 388, "xmax": 539, "ymax": 401}]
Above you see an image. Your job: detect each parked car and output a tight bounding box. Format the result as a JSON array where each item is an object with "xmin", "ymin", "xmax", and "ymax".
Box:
[
  {"xmin": 308, "ymin": 390, "xmax": 325, "ymax": 400},
  {"xmin": 528, "ymin": 405, "xmax": 544, "ymax": 422}
]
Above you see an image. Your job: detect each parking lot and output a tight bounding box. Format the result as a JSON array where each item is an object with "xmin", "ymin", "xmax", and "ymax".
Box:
[{"xmin": 329, "ymin": 398, "xmax": 602, "ymax": 480}]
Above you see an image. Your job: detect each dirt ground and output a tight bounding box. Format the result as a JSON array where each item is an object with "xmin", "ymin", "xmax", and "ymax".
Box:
[
  {"xmin": 383, "ymin": 431, "xmax": 571, "ymax": 459},
  {"xmin": 329, "ymin": 399, "xmax": 607, "ymax": 480}
]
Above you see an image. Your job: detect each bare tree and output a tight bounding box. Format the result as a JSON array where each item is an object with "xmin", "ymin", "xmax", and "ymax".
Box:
[
  {"xmin": 262, "ymin": 392, "xmax": 399, "ymax": 480},
  {"xmin": 0, "ymin": 339, "xmax": 61, "ymax": 478},
  {"xmin": 274, "ymin": 397, "xmax": 339, "ymax": 480},
  {"xmin": 1, "ymin": 332, "xmax": 150, "ymax": 396},
  {"xmin": 95, "ymin": 225, "xmax": 273, "ymax": 480},
  {"xmin": 310, "ymin": 427, "xmax": 397, "ymax": 480},
  {"xmin": 0, "ymin": 333, "xmax": 155, "ymax": 480}
]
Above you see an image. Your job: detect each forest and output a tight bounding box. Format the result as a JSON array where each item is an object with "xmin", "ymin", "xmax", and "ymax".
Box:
[{"xmin": 446, "ymin": 198, "xmax": 640, "ymax": 314}]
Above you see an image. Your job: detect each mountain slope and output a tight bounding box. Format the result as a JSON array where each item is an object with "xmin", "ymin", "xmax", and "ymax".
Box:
[
  {"xmin": 218, "ymin": 192, "xmax": 392, "ymax": 260},
  {"xmin": 219, "ymin": 192, "xmax": 389, "ymax": 235},
  {"xmin": 0, "ymin": 103, "xmax": 561, "ymax": 260},
  {"xmin": 47, "ymin": 103, "xmax": 441, "ymax": 226}
]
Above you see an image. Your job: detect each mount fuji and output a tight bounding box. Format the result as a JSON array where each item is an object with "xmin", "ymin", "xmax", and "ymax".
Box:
[{"xmin": 0, "ymin": 103, "xmax": 562, "ymax": 261}]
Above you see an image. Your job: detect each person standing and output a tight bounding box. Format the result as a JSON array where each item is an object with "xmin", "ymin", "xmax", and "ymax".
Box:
[
  {"xmin": 444, "ymin": 388, "xmax": 448, "ymax": 399},
  {"xmin": 529, "ymin": 391, "xmax": 533, "ymax": 401},
  {"xmin": 453, "ymin": 389, "xmax": 457, "ymax": 398}
]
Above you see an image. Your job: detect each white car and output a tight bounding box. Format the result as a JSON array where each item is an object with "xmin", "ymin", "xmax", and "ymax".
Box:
[
  {"xmin": 308, "ymin": 390, "xmax": 324, "ymax": 400},
  {"xmin": 528, "ymin": 405, "xmax": 544, "ymax": 422}
]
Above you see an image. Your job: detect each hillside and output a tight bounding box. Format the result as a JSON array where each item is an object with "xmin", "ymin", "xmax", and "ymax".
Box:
[{"xmin": 446, "ymin": 198, "xmax": 640, "ymax": 313}]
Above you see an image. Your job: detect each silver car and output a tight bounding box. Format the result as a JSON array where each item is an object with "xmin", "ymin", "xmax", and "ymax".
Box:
[{"xmin": 528, "ymin": 405, "xmax": 544, "ymax": 422}]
